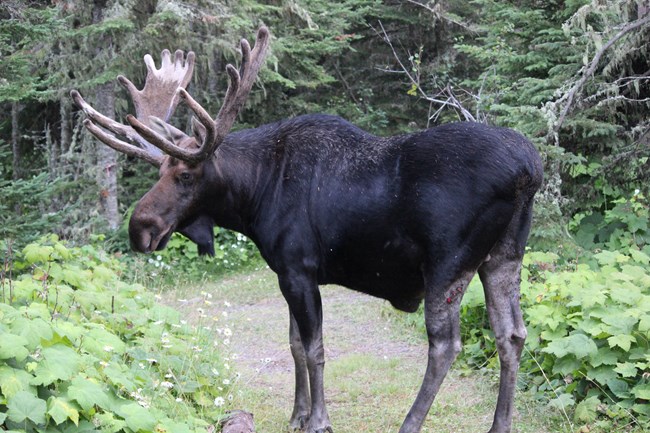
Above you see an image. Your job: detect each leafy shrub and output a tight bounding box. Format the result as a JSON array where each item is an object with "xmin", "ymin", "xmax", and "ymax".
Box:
[
  {"xmin": 457, "ymin": 248, "xmax": 650, "ymax": 429},
  {"xmin": 390, "ymin": 246, "xmax": 650, "ymax": 429},
  {"xmin": 0, "ymin": 235, "xmax": 236, "ymax": 433},
  {"xmin": 571, "ymin": 191, "xmax": 649, "ymax": 251}
]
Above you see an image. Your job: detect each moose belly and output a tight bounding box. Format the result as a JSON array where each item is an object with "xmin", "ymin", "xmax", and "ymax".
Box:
[{"xmin": 319, "ymin": 234, "xmax": 426, "ymax": 313}]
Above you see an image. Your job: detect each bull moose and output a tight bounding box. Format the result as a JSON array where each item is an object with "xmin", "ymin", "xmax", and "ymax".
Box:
[{"xmin": 71, "ymin": 27, "xmax": 543, "ymax": 433}]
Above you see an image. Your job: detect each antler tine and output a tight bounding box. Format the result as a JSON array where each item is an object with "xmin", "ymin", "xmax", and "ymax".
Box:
[
  {"xmin": 71, "ymin": 49, "xmax": 196, "ymax": 166},
  {"xmin": 118, "ymin": 49, "xmax": 196, "ymax": 123},
  {"xmin": 82, "ymin": 119, "xmax": 163, "ymax": 166},
  {"xmin": 70, "ymin": 90, "xmax": 164, "ymax": 166},
  {"xmin": 135, "ymin": 26, "xmax": 270, "ymax": 164}
]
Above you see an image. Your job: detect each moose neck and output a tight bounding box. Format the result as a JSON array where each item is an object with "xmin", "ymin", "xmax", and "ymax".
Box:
[{"xmin": 206, "ymin": 128, "xmax": 275, "ymax": 238}]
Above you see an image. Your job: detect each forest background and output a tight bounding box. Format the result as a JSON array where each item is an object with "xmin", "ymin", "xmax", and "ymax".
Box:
[{"xmin": 1, "ymin": 0, "xmax": 650, "ymax": 432}]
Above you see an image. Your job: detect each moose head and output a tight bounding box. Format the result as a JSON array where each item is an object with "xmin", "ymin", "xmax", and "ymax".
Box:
[{"xmin": 71, "ymin": 27, "xmax": 270, "ymax": 255}]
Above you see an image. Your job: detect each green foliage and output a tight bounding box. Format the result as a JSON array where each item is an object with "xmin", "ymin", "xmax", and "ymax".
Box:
[
  {"xmin": 390, "ymin": 234, "xmax": 650, "ymax": 429},
  {"xmin": 126, "ymin": 228, "xmax": 262, "ymax": 286},
  {"xmin": 0, "ymin": 235, "xmax": 237, "ymax": 433},
  {"xmin": 454, "ymin": 248, "xmax": 650, "ymax": 429},
  {"xmin": 0, "ymin": 172, "xmax": 63, "ymax": 245},
  {"xmin": 0, "ymin": 4, "xmax": 63, "ymax": 102},
  {"xmin": 571, "ymin": 191, "xmax": 650, "ymax": 251}
]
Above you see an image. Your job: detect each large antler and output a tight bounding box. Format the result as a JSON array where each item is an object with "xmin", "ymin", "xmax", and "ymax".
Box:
[
  {"xmin": 71, "ymin": 49, "xmax": 196, "ymax": 167},
  {"xmin": 125, "ymin": 26, "xmax": 271, "ymax": 163}
]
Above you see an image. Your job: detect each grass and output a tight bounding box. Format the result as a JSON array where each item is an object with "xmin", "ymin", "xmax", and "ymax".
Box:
[{"xmin": 161, "ymin": 268, "xmax": 638, "ymax": 433}]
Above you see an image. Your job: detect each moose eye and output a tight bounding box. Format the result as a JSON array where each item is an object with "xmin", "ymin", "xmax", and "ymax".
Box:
[{"xmin": 178, "ymin": 172, "xmax": 193, "ymax": 184}]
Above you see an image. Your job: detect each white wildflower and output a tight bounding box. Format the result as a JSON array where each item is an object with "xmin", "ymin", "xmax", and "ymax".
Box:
[
  {"xmin": 160, "ymin": 381, "xmax": 174, "ymax": 389},
  {"xmin": 214, "ymin": 397, "xmax": 225, "ymax": 407},
  {"xmin": 103, "ymin": 345, "xmax": 113, "ymax": 352}
]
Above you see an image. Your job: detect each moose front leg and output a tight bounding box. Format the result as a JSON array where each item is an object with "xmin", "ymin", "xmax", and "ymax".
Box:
[{"xmin": 279, "ymin": 271, "xmax": 332, "ymax": 433}]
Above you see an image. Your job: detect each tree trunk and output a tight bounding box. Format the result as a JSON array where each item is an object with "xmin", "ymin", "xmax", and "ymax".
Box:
[
  {"xmin": 94, "ymin": 82, "xmax": 120, "ymax": 230},
  {"xmin": 11, "ymin": 101, "xmax": 22, "ymax": 180},
  {"xmin": 92, "ymin": 0, "xmax": 120, "ymax": 230},
  {"xmin": 58, "ymin": 96, "xmax": 71, "ymax": 177}
]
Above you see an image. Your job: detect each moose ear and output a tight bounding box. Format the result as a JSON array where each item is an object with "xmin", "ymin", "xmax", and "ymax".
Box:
[
  {"xmin": 149, "ymin": 116, "xmax": 189, "ymax": 146},
  {"xmin": 191, "ymin": 116, "xmax": 207, "ymax": 145}
]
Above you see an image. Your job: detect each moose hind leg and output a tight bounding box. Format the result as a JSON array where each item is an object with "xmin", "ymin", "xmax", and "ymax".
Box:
[
  {"xmin": 479, "ymin": 254, "xmax": 527, "ymax": 433},
  {"xmin": 289, "ymin": 312, "xmax": 311, "ymax": 430},
  {"xmin": 478, "ymin": 197, "xmax": 535, "ymax": 433},
  {"xmin": 398, "ymin": 272, "xmax": 474, "ymax": 433}
]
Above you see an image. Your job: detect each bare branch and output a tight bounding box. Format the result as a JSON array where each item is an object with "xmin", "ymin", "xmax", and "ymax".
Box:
[{"xmin": 374, "ymin": 21, "xmax": 477, "ymax": 123}]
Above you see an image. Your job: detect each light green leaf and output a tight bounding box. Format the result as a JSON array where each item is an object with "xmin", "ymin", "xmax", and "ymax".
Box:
[
  {"xmin": 548, "ymin": 393, "xmax": 574, "ymax": 409},
  {"xmin": 10, "ymin": 316, "xmax": 53, "ymax": 350},
  {"xmin": 93, "ymin": 412, "xmax": 127, "ymax": 433},
  {"xmin": 0, "ymin": 366, "xmax": 35, "ymax": 398},
  {"xmin": 118, "ymin": 402, "xmax": 156, "ymax": 432},
  {"xmin": 81, "ymin": 326, "xmax": 126, "ymax": 359},
  {"xmin": 542, "ymin": 333, "xmax": 597, "ymax": 359},
  {"xmin": 0, "ymin": 333, "xmax": 30, "ymax": 362},
  {"xmin": 613, "ymin": 362, "xmax": 638, "ymax": 378},
  {"xmin": 607, "ymin": 378, "xmax": 630, "ymax": 399},
  {"xmin": 632, "ymin": 402, "xmax": 650, "ymax": 417},
  {"xmin": 639, "ymin": 314, "xmax": 650, "ymax": 332},
  {"xmin": 607, "ymin": 334, "xmax": 636, "ymax": 352},
  {"xmin": 31, "ymin": 345, "xmax": 81, "ymax": 386},
  {"xmin": 574, "ymin": 396, "xmax": 600, "ymax": 422},
  {"xmin": 600, "ymin": 312, "xmax": 638, "ymax": 335},
  {"xmin": 631, "ymin": 383, "xmax": 650, "ymax": 400},
  {"xmin": 608, "ymin": 285, "xmax": 643, "ymax": 306},
  {"xmin": 7, "ymin": 390, "xmax": 47, "ymax": 425},
  {"xmin": 589, "ymin": 347, "xmax": 619, "ymax": 367},
  {"xmin": 594, "ymin": 250, "xmax": 628, "ymax": 266},
  {"xmin": 68, "ymin": 376, "xmax": 111, "ymax": 412},
  {"xmin": 22, "ymin": 243, "xmax": 55, "ymax": 264},
  {"xmin": 587, "ymin": 365, "xmax": 618, "ymax": 384},
  {"xmin": 629, "ymin": 248, "xmax": 650, "ymax": 265},
  {"xmin": 48, "ymin": 397, "xmax": 80, "ymax": 426}
]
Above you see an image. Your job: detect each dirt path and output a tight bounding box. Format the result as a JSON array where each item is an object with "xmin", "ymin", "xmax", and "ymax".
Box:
[{"xmin": 172, "ymin": 269, "xmax": 558, "ymax": 433}]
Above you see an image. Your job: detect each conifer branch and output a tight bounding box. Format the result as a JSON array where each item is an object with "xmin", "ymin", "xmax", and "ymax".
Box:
[{"xmin": 552, "ymin": 14, "xmax": 650, "ymax": 144}]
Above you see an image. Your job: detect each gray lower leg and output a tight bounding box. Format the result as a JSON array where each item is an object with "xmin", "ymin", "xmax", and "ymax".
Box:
[
  {"xmin": 289, "ymin": 313, "xmax": 311, "ymax": 430},
  {"xmin": 398, "ymin": 273, "xmax": 473, "ymax": 433},
  {"xmin": 305, "ymin": 341, "xmax": 331, "ymax": 433},
  {"xmin": 479, "ymin": 259, "xmax": 527, "ymax": 433}
]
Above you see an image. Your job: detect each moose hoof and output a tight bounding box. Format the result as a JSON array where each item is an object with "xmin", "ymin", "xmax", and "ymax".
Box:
[
  {"xmin": 309, "ymin": 427, "xmax": 333, "ymax": 433},
  {"xmin": 289, "ymin": 414, "xmax": 309, "ymax": 431}
]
